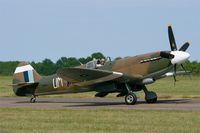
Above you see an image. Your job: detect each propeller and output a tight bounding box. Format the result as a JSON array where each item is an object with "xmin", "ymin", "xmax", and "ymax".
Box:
[{"xmin": 161, "ymin": 25, "xmax": 191, "ymax": 84}]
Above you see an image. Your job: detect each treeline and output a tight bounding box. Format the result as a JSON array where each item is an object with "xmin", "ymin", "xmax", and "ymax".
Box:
[
  {"xmin": 0, "ymin": 52, "xmax": 200, "ymax": 76},
  {"xmin": 184, "ymin": 61, "xmax": 200, "ymax": 75},
  {"xmin": 0, "ymin": 52, "xmax": 105, "ymax": 76}
]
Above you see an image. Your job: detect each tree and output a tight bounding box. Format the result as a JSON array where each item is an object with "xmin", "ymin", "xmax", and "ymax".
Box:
[
  {"xmin": 32, "ymin": 59, "xmax": 58, "ymax": 75},
  {"xmin": 56, "ymin": 57, "xmax": 80, "ymax": 68},
  {"xmin": 91, "ymin": 52, "xmax": 105, "ymax": 59},
  {"xmin": 0, "ymin": 61, "xmax": 19, "ymax": 75},
  {"xmin": 56, "ymin": 57, "xmax": 68, "ymax": 68}
]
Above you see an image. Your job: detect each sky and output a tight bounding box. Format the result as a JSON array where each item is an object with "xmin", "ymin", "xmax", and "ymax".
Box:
[{"xmin": 0, "ymin": 0, "xmax": 199, "ymax": 62}]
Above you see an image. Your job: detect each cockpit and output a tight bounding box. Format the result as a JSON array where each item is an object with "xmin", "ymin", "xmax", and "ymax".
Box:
[{"xmin": 86, "ymin": 57, "xmax": 111, "ymax": 69}]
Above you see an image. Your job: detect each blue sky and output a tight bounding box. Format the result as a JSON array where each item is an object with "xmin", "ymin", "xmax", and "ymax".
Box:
[{"xmin": 0, "ymin": 0, "xmax": 199, "ymax": 62}]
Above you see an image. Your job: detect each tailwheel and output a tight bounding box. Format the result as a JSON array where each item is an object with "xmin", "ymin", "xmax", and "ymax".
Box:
[
  {"xmin": 125, "ymin": 92, "xmax": 137, "ymax": 105},
  {"xmin": 30, "ymin": 96, "xmax": 36, "ymax": 103},
  {"xmin": 145, "ymin": 91, "xmax": 157, "ymax": 104}
]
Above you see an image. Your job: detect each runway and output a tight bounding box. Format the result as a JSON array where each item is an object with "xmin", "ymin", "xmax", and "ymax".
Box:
[{"xmin": 0, "ymin": 97, "xmax": 200, "ymax": 111}]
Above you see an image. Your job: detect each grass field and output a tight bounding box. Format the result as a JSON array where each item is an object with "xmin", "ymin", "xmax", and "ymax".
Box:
[
  {"xmin": 1, "ymin": 76, "xmax": 200, "ymax": 98},
  {"xmin": 0, "ymin": 108, "xmax": 200, "ymax": 133},
  {"xmin": 0, "ymin": 76, "xmax": 15, "ymax": 97},
  {"xmin": 146, "ymin": 76, "xmax": 200, "ymax": 98}
]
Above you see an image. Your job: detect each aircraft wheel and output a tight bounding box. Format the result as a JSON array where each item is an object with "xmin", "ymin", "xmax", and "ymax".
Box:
[
  {"xmin": 30, "ymin": 97, "xmax": 36, "ymax": 103},
  {"xmin": 145, "ymin": 91, "xmax": 157, "ymax": 104},
  {"xmin": 125, "ymin": 92, "xmax": 137, "ymax": 105}
]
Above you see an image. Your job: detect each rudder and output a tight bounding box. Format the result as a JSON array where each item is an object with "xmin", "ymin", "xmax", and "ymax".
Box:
[{"xmin": 12, "ymin": 62, "xmax": 41, "ymax": 96}]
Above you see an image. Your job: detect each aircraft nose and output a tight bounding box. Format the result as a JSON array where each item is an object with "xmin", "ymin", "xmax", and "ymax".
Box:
[
  {"xmin": 184, "ymin": 52, "xmax": 190, "ymax": 61},
  {"xmin": 170, "ymin": 51, "xmax": 190, "ymax": 65}
]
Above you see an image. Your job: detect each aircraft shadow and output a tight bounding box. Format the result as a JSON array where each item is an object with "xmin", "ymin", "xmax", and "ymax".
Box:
[
  {"xmin": 138, "ymin": 99, "xmax": 191, "ymax": 104},
  {"xmin": 64, "ymin": 99, "xmax": 191, "ymax": 107},
  {"xmin": 16, "ymin": 98, "xmax": 192, "ymax": 107}
]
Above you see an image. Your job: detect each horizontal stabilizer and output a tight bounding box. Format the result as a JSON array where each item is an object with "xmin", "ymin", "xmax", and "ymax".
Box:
[{"xmin": 12, "ymin": 82, "xmax": 39, "ymax": 87}]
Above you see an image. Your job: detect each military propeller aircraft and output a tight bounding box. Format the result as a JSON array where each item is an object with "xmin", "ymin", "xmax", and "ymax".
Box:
[{"xmin": 12, "ymin": 26, "xmax": 191, "ymax": 105}]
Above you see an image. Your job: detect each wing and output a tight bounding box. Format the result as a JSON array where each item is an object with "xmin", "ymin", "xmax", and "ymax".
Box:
[{"xmin": 57, "ymin": 68, "xmax": 142, "ymax": 87}]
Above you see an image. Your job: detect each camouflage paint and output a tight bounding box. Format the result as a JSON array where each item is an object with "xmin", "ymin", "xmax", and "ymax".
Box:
[{"xmin": 12, "ymin": 51, "xmax": 173, "ymax": 97}]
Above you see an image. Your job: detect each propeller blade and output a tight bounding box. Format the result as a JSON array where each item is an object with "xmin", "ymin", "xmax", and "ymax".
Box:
[
  {"xmin": 173, "ymin": 64, "xmax": 177, "ymax": 84},
  {"xmin": 181, "ymin": 64, "xmax": 192, "ymax": 80},
  {"xmin": 168, "ymin": 26, "xmax": 177, "ymax": 51},
  {"xmin": 181, "ymin": 64, "xmax": 186, "ymax": 72},
  {"xmin": 179, "ymin": 42, "xmax": 190, "ymax": 51}
]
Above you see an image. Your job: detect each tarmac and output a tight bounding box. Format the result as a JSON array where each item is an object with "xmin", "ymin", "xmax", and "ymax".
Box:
[{"xmin": 0, "ymin": 97, "xmax": 200, "ymax": 111}]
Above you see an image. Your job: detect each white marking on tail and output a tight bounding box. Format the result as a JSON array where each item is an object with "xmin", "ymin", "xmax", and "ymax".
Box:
[{"xmin": 14, "ymin": 65, "xmax": 34, "ymax": 74}]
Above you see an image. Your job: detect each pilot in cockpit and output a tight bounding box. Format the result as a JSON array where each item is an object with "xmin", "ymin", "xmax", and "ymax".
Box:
[
  {"xmin": 96, "ymin": 58, "xmax": 106, "ymax": 68},
  {"xmin": 96, "ymin": 59, "xmax": 102, "ymax": 68}
]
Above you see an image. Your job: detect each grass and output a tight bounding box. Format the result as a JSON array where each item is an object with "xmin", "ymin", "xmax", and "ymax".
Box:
[
  {"xmin": 0, "ymin": 76, "xmax": 200, "ymax": 98},
  {"xmin": 0, "ymin": 108, "xmax": 200, "ymax": 133},
  {"xmin": 147, "ymin": 76, "xmax": 200, "ymax": 98},
  {"xmin": 0, "ymin": 76, "xmax": 15, "ymax": 97}
]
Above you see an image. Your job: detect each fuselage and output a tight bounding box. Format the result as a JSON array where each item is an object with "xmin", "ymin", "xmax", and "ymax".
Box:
[{"xmin": 27, "ymin": 51, "xmax": 172, "ymax": 96}]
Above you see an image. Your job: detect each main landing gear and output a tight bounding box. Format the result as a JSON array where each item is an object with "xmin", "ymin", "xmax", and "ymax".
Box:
[
  {"xmin": 124, "ymin": 84, "xmax": 137, "ymax": 105},
  {"xmin": 143, "ymin": 86, "xmax": 157, "ymax": 104},
  {"xmin": 30, "ymin": 96, "xmax": 36, "ymax": 103},
  {"xmin": 124, "ymin": 84, "xmax": 157, "ymax": 105}
]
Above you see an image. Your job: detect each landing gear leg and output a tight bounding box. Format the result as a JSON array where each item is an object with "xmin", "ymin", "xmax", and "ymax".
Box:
[
  {"xmin": 143, "ymin": 86, "xmax": 157, "ymax": 104},
  {"xmin": 30, "ymin": 96, "xmax": 36, "ymax": 103},
  {"xmin": 124, "ymin": 84, "xmax": 137, "ymax": 105}
]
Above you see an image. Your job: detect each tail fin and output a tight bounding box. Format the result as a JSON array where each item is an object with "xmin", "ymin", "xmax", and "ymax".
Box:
[{"xmin": 12, "ymin": 62, "xmax": 42, "ymax": 96}]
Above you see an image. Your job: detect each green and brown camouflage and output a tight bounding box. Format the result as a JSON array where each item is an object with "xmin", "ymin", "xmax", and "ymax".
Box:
[
  {"xmin": 12, "ymin": 26, "xmax": 191, "ymax": 104},
  {"xmin": 12, "ymin": 52, "xmax": 170, "ymax": 95}
]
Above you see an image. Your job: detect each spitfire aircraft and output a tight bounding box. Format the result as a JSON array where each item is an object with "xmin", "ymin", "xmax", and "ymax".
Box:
[{"xmin": 12, "ymin": 26, "xmax": 191, "ymax": 105}]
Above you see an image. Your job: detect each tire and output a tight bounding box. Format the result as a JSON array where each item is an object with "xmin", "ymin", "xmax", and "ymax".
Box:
[
  {"xmin": 125, "ymin": 93, "xmax": 137, "ymax": 105},
  {"xmin": 145, "ymin": 91, "xmax": 157, "ymax": 104},
  {"xmin": 30, "ymin": 97, "xmax": 36, "ymax": 103},
  {"xmin": 146, "ymin": 97, "xmax": 157, "ymax": 104}
]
